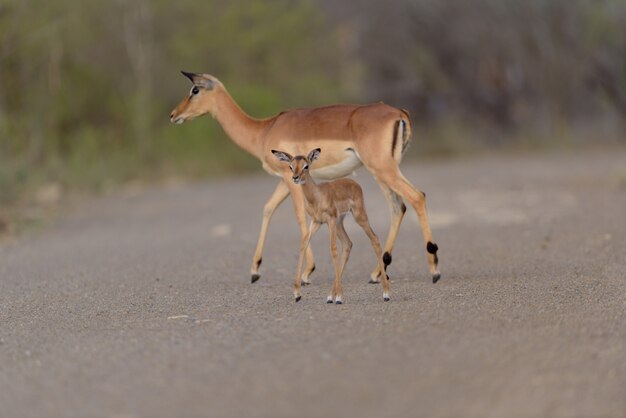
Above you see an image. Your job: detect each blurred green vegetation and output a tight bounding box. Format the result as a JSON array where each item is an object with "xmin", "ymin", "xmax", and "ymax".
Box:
[
  {"xmin": 1, "ymin": 0, "xmax": 625, "ymax": 228},
  {"xmin": 0, "ymin": 0, "xmax": 348, "ymax": 225}
]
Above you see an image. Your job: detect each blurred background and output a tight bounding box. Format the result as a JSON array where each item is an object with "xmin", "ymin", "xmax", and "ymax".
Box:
[{"xmin": 1, "ymin": 0, "xmax": 625, "ymax": 229}]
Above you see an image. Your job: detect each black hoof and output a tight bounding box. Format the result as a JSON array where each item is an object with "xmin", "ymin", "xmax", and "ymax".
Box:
[
  {"xmin": 251, "ymin": 274, "xmax": 260, "ymax": 284},
  {"xmin": 432, "ymin": 273, "xmax": 441, "ymax": 284},
  {"xmin": 335, "ymin": 300, "xmax": 343, "ymax": 305},
  {"xmin": 295, "ymin": 296, "xmax": 301, "ymax": 303},
  {"xmin": 384, "ymin": 296, "xmax": 390, "ymax": 302},
  {"xmin": 301, "ymin": 281, "xmax": 310, "ymax": 286},
  {"xmin": 327, "ymin": 299, "xmax": 334, "ymax": 304}
]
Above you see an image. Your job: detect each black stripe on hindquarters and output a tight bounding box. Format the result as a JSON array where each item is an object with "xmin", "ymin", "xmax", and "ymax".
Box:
[
  {"xmin": 391, "ymin": 121, "xmax": 399, "ymax": 156},
  {"xmin": 401, "ymin": 119, "xmax": 411, "ymax": 154}
]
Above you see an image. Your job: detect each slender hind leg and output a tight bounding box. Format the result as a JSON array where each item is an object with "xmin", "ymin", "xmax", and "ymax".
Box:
[
  {"xmin": 369, "ymin": 183, "xmax": 405, "ymax": 283},
  {"xmin": 294, "ymin": 220, "xmax": 321, "ymax": 302},
  {"xmin": 352, "ymin": 208, "xmax": 390, "ymax": 301},
  {"xmin": 378, "ymin": 168, "xmax": 440, "ymax": 283},
  {"xmin": 336, "ymin": 215, "xmax": 353, "ymax": 282},
  {"xmin": 250, "ymin": 181, "xmax": 290, "ymax": 283}
]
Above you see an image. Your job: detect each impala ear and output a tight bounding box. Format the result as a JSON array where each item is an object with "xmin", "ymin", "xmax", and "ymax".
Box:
[
  {"xmin": 271, "ymin": 150, "xmax": 293, "ymax": 163},
  {"xmin": 307, "ymin": 148, "xmax": 321, "ymax": 163},
  {"xmin": 181, "ymin": 71, "xmax": 215, "ymax": 90},
  {"xmin": 181, "ymin": 70, "xmax": 197, "ymax": 83},
  {"xmin": 204, "ymin": 78, "xmax": 215, "ymax": 90}
]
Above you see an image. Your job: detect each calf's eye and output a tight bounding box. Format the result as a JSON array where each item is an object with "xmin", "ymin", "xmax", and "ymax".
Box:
[{"xmin": 191, "ymin": 86, "xmax": 199, "ymax": 95}]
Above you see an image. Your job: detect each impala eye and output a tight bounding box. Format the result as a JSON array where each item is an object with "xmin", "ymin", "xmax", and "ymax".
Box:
[
  {"xmin": 191, "ymin": 86, "xmax": 199, "ymax": 95},
  {"xmin": 303, "ymin": 164, "xmax": 309, "ymax": 170}
]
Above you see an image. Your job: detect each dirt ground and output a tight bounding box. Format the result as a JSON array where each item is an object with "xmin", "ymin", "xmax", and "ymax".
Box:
[{"xmin": 1, "ymin": 148, "xmax": 625, "ymax": 418}]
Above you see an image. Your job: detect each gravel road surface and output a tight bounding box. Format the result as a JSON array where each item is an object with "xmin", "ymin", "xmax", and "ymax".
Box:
[{"xmin": 1, "ymin": 149, "xmax": 625, "ymax": 418}]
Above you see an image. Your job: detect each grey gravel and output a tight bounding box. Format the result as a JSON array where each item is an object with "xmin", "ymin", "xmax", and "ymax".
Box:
[{"xmin": 1, "ymin": 149, "xmax": 625, "ymax": 418}]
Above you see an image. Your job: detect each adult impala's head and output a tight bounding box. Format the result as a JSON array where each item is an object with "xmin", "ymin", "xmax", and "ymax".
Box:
[
  {"xmin": 272, "ymin": 148, "xmax": 321, "ymax": 185},
  {"xmin": 170, "ymin": 71, "xmax": 221, "ymax": 124}
]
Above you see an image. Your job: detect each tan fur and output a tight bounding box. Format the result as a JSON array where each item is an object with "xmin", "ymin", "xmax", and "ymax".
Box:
[
  {"xmin": 272, "ymin": 149, "xmax": 389, "ymax": 302},
  {"xmin": 170, "ymin": 72, "xmax": 440, "ymax": 283}
]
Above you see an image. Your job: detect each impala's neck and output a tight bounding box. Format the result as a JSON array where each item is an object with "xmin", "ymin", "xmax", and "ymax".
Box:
[
  {"xmin": 300, "ymin": 171, "xmax": 323, "ymax": 207},
  {"xmin": 212, "ymin": 86, "xmax": 264, "ymax": 158}
]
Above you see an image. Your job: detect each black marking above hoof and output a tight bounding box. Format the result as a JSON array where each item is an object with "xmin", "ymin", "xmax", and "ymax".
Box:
[
  {"xmin": 427, "ymin": 241, "xmax": 439, "ymax": 265},
  {"xmin": 295, "ymin": 296, "xmax": 302, "ymax": 303},
  {"xmin": 383, "ymin": 252, "xmax": 392, "ymax": 268},
  {"xmin": 251, "ymin": 274, "xmax": 261, "ymax": 284},
  {"xmin": 255, "ymin": 257, "xmax": 262, "ymax": 269},
  {"xmin": 432, "ymin": 273, "xmax": 441, "ymax": 284}
]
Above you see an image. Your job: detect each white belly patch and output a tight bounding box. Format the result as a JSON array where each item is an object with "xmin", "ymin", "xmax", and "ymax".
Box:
[{"xmin": 311, "ymin": 149, "xmax": 362, "ymax": 180}]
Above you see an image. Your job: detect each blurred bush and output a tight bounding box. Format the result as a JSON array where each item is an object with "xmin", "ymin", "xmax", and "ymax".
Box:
[
  {"xmin": 0, "ymin": 0, "xmax": 346, "ymax": 213},
  {"xmin": 327, "ymin": 0, "xmax": 626, "ymax": 147},
  {"xmin": 0, "ymin": 0, "xmax": 625, "ymax": 215}
]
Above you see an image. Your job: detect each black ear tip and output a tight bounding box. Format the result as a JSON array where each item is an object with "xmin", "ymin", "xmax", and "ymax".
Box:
[{"xmin": 181, "ymin": 70, "xmax": 195, "ymax": 81}]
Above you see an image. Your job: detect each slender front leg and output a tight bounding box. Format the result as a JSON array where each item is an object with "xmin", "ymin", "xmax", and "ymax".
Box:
[
  {"xmin": 326, "ymin": 218, "xmax": 343, "ymax": 304},
  {"xmin": 250, "ymin": 180, "xmax": 290, "ymax": 283},
  {"xmin": 285, "ymin": 179, "xmax": 316, "ymax": 284},
  {"xmin": 369, "ymin": 182, "xmax": 405, "ymax": 283},
  {"xmin": 294, "ymin": 221, "xmax": 321, "ymax": 302}
]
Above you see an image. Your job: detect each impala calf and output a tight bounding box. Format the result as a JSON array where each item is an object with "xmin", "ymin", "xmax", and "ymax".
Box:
[
  {"xmin": 170, "ymin": 72, "xmax": 441, "ymax": 285},
  {"xmin": 272, "ymin": 148, "xmax": 390, "ymax": 303}
]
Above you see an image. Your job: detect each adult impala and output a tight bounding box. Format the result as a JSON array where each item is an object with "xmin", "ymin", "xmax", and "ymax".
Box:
[{"xmin": 170, "ymin": 71, "xmax": 441, "ymax": 284}]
